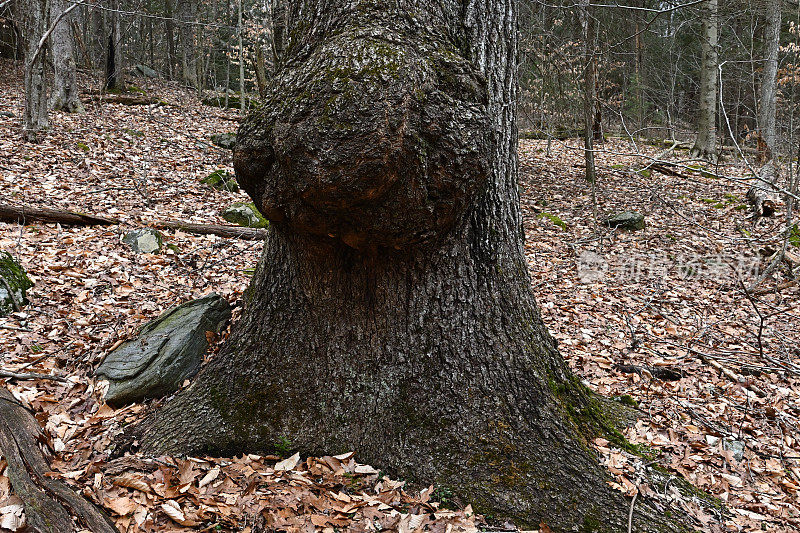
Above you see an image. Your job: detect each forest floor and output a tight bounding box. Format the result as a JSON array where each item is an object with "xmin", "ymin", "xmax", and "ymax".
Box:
[{"xmin": 1, "ymin": 58, "xmax": 799, "ymax": 532}]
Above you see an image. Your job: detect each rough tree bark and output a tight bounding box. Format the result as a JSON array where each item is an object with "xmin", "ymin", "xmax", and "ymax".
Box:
[
  {"xmin": 22, "ymin": 0, "xmax": 49, "ymax": 141},
  {"xmin": 132, "ymin": 2, "xmax": 686, "ymax": 531},
  {"xmin": 49, "ymin": 0, "xmax": 84, "ymax": 113},
  {"xmin": 691, "ymin": 0, "xmax": 719, "ymax": 161},
  {"xmin": 757, "ymin": 0, "xmax": 781, "ymax": 162}
]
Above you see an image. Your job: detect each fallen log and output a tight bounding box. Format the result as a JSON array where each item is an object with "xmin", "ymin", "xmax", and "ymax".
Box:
[
  {"xmin": 746, "ymin": 163, "xmax": 780, "ymax": 221},
  {"xmin": 0, "ymin": 387, "xmax": 117, "ymax": 533},
  {"xmin": 81, "ymin": 92, "xmax": 167, "ymax": 106},
  {"xmin": 615, "ymin": 363, "xmax": 683, "ymax": 381},
  {"xmin": 152, "ymin": 219, "xmax": 267, "ymax": 240},
  {"xmin": 0, "ymin": 203, "xmax": 119, "ymax": 226},
  {"xmin": 0, "ymin": 203, "xmax": 268, "ymax": 240}
]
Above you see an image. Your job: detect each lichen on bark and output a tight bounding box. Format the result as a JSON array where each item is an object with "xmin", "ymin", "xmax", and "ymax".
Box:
[{"xmin": 131, "ymin": 2, "xmax": 693, "ymax": 531}]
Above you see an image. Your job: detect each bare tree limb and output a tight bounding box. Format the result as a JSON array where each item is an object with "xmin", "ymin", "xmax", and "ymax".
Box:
[{"xmin": 28, "ymin": 1, "xmax": 79, "ymax": 68}]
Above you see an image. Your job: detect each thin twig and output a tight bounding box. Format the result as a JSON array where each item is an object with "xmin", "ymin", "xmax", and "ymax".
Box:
[
  {"xmin": 0, "ymin": 370, "xmax": 68, "ymax": 383},
  {"xmin": 627, "ymin": 489, "xmax": 638, "ymax": 533}
]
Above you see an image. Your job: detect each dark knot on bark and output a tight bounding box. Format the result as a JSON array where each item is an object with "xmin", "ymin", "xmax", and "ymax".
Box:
[{"xmin": 233, "ymin": 19, "xmax": 491, "ymax": 251}]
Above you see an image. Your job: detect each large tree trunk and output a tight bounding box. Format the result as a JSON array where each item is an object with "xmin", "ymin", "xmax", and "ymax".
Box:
[
  {"xmin": 691, "ymin": 0, "xmax": 719, "ymax": 161},
  {"xmin": 758, "ymin": 0, "xmax": 781, "ymax": 161},
  {"xmin": 133, "ymin": 2, "xmax": 683, "ymax": 531},
  {"xmin": 49, "ymin": 0, "xmax": 84, "ymax": 113}
]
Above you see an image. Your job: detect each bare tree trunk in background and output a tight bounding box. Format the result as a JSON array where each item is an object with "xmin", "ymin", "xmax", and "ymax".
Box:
[
  {"xmin": 49, "ymin": 0, "xmax": 84, "ymax": 113},
  {"xmin": 254, "ymin": 46, "xmax": 267, "ymax": 97},
  {"xmin": 758, "ymin": 0, "xmax": 781, "ymax": 162},
  {"xmin": 579, "ymin": 0, "xmax": 597, "ymax": 184},
  {"xmin": 178, "ymin": 0, "xmax": 198, "ymax": 88},
  {"xmin": 22, "ymin": 0, "xmax": 50, "ymax": 142},
  {"xmin": 104, "ymin": 0, "xmax": 123, "ymax": 90},
  {"xmin": 237, "ymin": 0, "xmax": 244, "ymax": 113},
  {"xmin": 270, "ymin": 0, "xmax": 286, "ymax": 67},
  {"xmin": 164, "ymin": 0, "xmax": 177, "ymax": 79},
  {"xmin": 130, "ymin": 1, "xmax": 687, "ymax": 530},
  {"xmin": 691, "ymin": 0, "xmax": 719, "ymax": 161}
]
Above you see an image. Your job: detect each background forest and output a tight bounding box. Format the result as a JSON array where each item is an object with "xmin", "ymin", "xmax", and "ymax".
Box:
[
  {"xmin": 0, "ymin": 0, "xmax": 795, "ymax": 154},
  {"xmin": 1, "ymin": 0, "xmax": 800, "ymax": 532}
]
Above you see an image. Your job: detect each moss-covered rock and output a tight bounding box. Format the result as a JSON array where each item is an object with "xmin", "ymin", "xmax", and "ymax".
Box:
[
  {"xmin": 221, "ymin": 202, "xmax": 268, "ymax": 228},
  {"xmin": 201, "ymin": 169, "xmax": 239, "ymax": 192},
  {"xmin": 0, "ymin": 251, "xmax": 33, "ymax": 317}
]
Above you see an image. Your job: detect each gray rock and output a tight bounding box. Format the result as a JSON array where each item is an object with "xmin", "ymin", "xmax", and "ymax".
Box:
[
  {"xmin": 135, "ymin": 64, "xmax": 158, "ymax": 78},
  {"xmin": 201, "ymin": 169, "xmax": 239, "ymax": 192},
  {"xmin": 96, "ymin": 293, "xmax": 231, "ymax": 406},
  {"xmin": 221, "ymin": 202, "xmax": 268, "ymax": 228},
  {"xmin": 0, "ymin": 252, "xmax": 33, "ymax": 317},
  {"xmin": 211, "ymin": 133, "xmax": 237, "ymax": 150},
  {"xmin": 122, "ymin": 228, "xmax": 163, "ymax": 253},
  {"xmin": 723, "ymin": 439, "xmax": 746, "ymax": 462},
  {"xmin": 604, "ymin": 211, "xmax": 645, "ymax": 231}
]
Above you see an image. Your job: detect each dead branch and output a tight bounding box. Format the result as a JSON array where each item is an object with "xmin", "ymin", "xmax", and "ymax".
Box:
[
  {"xmin": 151, "ymin": 220, "xmax": 267, "ymax": 240},
  {"xmin": 0, "ymin": 203, "xmax": 119, "ymax": 226},
  {"xmin": 0, "ymin": 369, "xmax": 68, "ymax": 382},
  {"xmin": 82, "ymin": 94, "xmax": 166, "ymax": 106},
  {"xmin": 0, "ymin": 203, "xmax": 267, "ymax": 240},
  {"xmin": 746, "ymin": 164, "xmax": 780, "ymax": 220},
  {"xmin": 0, "ymin": 388, "xmax": 117, "ymax": 533},
  {"xmin": 615, "ymin": 363, "xmax": 682, "ymax": 381}
]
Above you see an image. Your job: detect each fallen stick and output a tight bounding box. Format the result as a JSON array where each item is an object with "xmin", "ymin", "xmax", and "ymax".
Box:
[
  {"xmin": 0, "ymin": 369, "xmax": 68, "ymax": 382},
  {"xmin": 152, "ymin": 219, "xmax": 267, "ymax": 240},
  {"xmin": 694, "ymin": 352, "xmax": 766, "ymax": 397},
  {"xmin": 0, "ymin": 203, "xmax": 268, "ymax": 240},
  {"xmin": 751, "ymin": 279, "xmax": 799, "ymax": 296},
  {"xmin": 0, "ymin": 203, "xmax": 119, "ymax": 226},
  {"xmin": 0, "ymin": 388, "xmax": 118, "ymax": 533},
  {"xmin": 81, "ymin": 93, "xmax": 167, "ymax": 106}
]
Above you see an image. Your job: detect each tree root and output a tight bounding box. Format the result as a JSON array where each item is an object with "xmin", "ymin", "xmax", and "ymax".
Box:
[{"xmin": 0, "ymin": 387, "xmax": 117, "ymax": 533}]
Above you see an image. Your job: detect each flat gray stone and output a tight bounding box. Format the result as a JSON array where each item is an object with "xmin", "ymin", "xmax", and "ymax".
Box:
[
  {"xmin": 135, "ymin": 64, "xmax": 158, "ymax": 78},
  {"xmin": 0, "ymin": 251, "xmax": 33, "ymax": 317},
  {"xmin": 604, "ymin": 211, "xmax": 645, "ymax": 231},
  {"xmin": 122, "ymin": 228, "xmax": 163, "ymax": 253},
  {"xmin": 96, "ymin": 293, "xmax": 231, "ymax": 406},
  {"xmin": 211, "ymin": 133, "xmax": 237, "ymax": 150}
]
